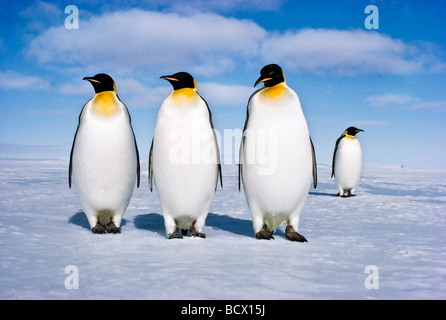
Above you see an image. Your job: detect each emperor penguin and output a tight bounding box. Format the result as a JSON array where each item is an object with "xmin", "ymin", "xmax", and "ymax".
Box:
[
  {"xmin": 239, "ymin": 64, "xmax": 317, "ymax": 242},
  {"xmin": 149, "ymin": 72, "xmax": 222, "ymax": 239},
  {"xmin": 69, "ymin": 73, "xmax": 140, "ymax": 234},
  {"xmin": 331, "ymin": 126, "xmax": 364, "ymax": 197}
]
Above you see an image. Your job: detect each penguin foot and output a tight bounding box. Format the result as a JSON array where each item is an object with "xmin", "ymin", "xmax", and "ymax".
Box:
[
  {"xmin": 181, "ymin": 229, "xmax": 189, "ymax": 236},
  {"xmin": 189, "ymin": 225, "xmax": 206, "ymax": 238},
  {"xmin": 255, "ymin": 230, "xmax": 274, "ymax": 240},
  {"xmin": 338, "ymin": 192, "xmax": 350, "ymax": 197},
  {"xmin": 285, "ymin": 226, "xmax": 307, "ymax": 242},
  {"xmin": 255, "ymin": 224, "xmax": 275, "ymax": 240},
  {"xmin": 190, "ymin": 231, "xmax": 206, "ymax": 238},
  {"xmin": 91, "ymin": 222, "xmax": 106, "ymax": 234},
  {"xmin": 106, "ymin": 221, "xmax": 121, "ymax": 234},
  {"xmin": 340, "ymin": 193, "xmax": 356, "ymax": 198},
  {"xmin": 168, "ymin": 229, "xmax": 183, "ymax": 239}
]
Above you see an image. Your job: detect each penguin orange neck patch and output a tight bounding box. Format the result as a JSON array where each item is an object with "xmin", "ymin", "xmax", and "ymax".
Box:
[
  {"xmin": 259, "ymin": 83, "xmax": 286, "ymax": 101},
  {"xmin": 92, "ymin": 91, "xmax": 120, "ymax": 117},
  {"xmin": 345, "ymin": 134, "xmax": 357, "ymax": 140},
  {"xmin": 171, "ymin": 88, "xmax": 197, "ymax": 105}
]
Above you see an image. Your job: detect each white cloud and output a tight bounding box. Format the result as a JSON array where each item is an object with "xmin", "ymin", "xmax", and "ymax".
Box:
[
  {"xmin": 59, "ymin": 76, "xmax": 168, "ymax": 108},
  {"xmin": 119, "ymin": 78, "xmax": 170, "ymax": 108},
  {"xmin": 124, "ymin": 81, "xmax": 253, "ymax": 109},
  {"xmin": 27, "ymin": 9, "xmax": 444, "ymax": 78},
  {"xmin": 364, "ymin": 93, "xmax": 419, "ymax": 107},
  {"xmin": 165, "ymin": 0, "xmax": 284, "ymax": 13},
  {"xmin": 409, "ymin": 100, "xmax": 446, "ymax": 112},
  {"xmin": 58, "ymin": 76, "xmax": 252, "ymax": 109},
  {"xmin": 199, "ymin": 82, "xmax": 252, "ymax": 107},
  {"xmin": 0, "ymin": 70, "xmax": 50, "ymax": 90},
  {"xmin": 28, "ymin": 9, "xmax": 267, "ymax": 76},
  {"xmin": 364, "ymin": 93, "xmax": 446, "ymax": 112},
  {"xmin": 261, "ymin": 28, "xmax": 444, "ymax": 76},
  {"xmin": 59, "ymin": 82, "xmax": 91, "ymax": 96}
]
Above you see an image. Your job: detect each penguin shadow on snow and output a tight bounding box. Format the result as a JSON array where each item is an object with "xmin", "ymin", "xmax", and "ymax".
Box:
[
  {"xmin": 308, "ymin": 182, "xmax": 338, "ymax": 197},
  {"xmin": 309, "ymin": 191, "xmax": 338, "ymax": 197},
  {"xmin": 68, "ymin": 211, "xmax": 127, "ymax": 231},
  {"xmin": 134, "ymin": 212, "xmax": 278, "ymax": 238},
  {"xmin": 134, "ymin": 213, "xmax": 165, "ymax": 236}
]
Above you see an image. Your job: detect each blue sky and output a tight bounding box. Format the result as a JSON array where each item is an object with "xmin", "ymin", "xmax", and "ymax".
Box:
[{"xmin": 0, "ymin": 0, "xmax": 445, "ymax": 168}]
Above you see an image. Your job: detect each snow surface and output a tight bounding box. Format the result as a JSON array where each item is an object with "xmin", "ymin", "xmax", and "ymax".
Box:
[{"xmin": 0, "ymin": 159, "xmax": 445, "ymax": 300}]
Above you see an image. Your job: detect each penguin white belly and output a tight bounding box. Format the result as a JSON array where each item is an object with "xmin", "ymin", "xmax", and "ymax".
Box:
[
  {"xmin": 153, "ymin": 104, "xmax": 218, "ymax": 232},
  {"xmin": 334, "ymin": 138, "xmax": 362, "ymax": 193},
  {"xmin": 242, "ymin": 98, "xmax": 312, "ymax": 232},
  {"xmin": 72, "ymin": 109, "xmax": 137, "ymax": 227}
]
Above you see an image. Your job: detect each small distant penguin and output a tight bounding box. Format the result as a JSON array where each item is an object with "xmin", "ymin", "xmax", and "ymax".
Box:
[
  {"xmin": 69, "ymin": 73, "xmax": 140, "ymax": 233},
  {"xmin": 239, "ymin": 64, "xmax": 317, "ymax": 242},
  {"xmin": 331, "ymin": 126, "xmax": 364, "ymax": 197},
  {"xmin": 149, "ymin": 72, "xmax": 222, "ymax": 239}
]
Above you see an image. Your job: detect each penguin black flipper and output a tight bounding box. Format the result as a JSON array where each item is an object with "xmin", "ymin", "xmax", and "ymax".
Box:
[
  {"xmin": 132, "ymin": 129, "xmax": 141, "ymax": 188},
  {"xmin": 68, "ymin": 102, "xmax": 88, "ymax": 188},
  {"xmin": 331, "ymin": 133, "xmax": 345, "ymax": 178},
  {"xmin": 310, "ymin": 136, "xmax": 317, "ymax": 189},
  {"xmin": 238, "ymin": 136, "xmax": 244, "ymax": 192},
  {"xmin": 68, "ymin": 126, "xmax": 78, "ymax": 188},
  {"xmin": 197, "ymin": 92, "xmax": 222, "ymax": 190},
  {"xmin": 239, "ymin": 88, "xmax": 262, "ymax": 191},
  {"xmin": 132, "ymin": 128, "xmax": 140, "ymax": 188},
  {"xmin": 122, "ymin": 100, "xmax": 140, "ymax": 188},
  {"xmin": 238, "ymin": 111, "xmax": 248, "ymax": 191},
  {"xmin": 239, "ymin": 95, "xmax": 251, "ymax": 192},
  {"xmin": 148, "ymin": 138, "xmax": 154, "ymax": 192}
]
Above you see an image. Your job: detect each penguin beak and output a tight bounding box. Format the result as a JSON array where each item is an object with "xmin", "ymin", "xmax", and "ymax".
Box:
[
  {"xmin": 160, "ymin": 75, "xmax": 179, "ymax": 82},
  {"xmin": 356, "ymin": 128, "xmax": 364, "ymax": 133},
  {"xmin": 83, "ymin": 77, "xmax": 101, "ymax": 84},
  {"xmin": 254, "ymin": 76, "xmax": 272, "ymax": 88}
]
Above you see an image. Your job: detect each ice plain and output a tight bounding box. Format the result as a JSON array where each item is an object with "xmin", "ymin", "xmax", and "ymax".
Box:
[{"xmin": 0, "ymin": 159, "xmax": 445, "ymax": 299}]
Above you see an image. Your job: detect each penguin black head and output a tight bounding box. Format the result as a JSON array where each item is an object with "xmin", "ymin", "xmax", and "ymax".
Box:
[
  {"xmin": 345, "ymin": 127, "xmax": 364, "ymax": 136},
  {"xmin": 83, "ymin": 73, "xmax": 116, "ymax": 94},
  {"xmin": 254, "ymin": 64, "xmax": 285, "ymax": 88},
  {"xmin": 160, "ymin": 72, "xmax": 197, "ymax": 90}
]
